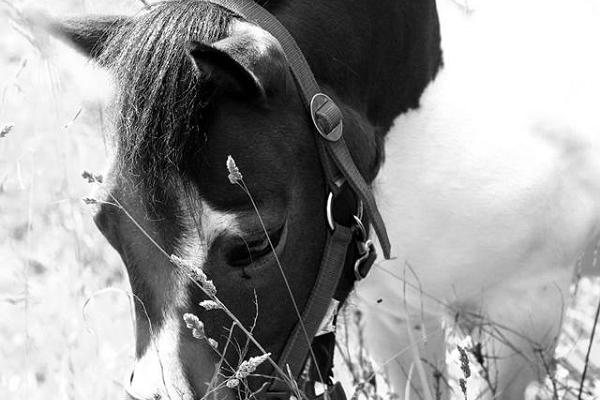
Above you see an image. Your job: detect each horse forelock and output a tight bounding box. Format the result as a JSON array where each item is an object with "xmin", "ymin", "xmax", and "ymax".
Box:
[{"xmin": 101, "ymin": 0, "xmax": 235, "ymax": 205}]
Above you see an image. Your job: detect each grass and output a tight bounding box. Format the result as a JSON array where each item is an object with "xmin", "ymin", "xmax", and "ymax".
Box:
[
  {"xmin": 1, "ymin": 1, "xmax": 600, "ymax": 399},
  {"xmin": 0, "ymin": 1, "xmax": 136, "ymax": 399}
]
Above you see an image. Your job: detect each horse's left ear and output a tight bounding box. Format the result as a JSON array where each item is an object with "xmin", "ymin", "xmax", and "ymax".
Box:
[
  {"xmin": 30, "ymin": 11, "xmax": 131, "ymax": 59},
  {"xmin": 187, "ymin": 41, "xmax": 267, "ymax": 101},
  {"xmin": 187, "ymin": 22, "xmax": 288, "ymax": 103}
]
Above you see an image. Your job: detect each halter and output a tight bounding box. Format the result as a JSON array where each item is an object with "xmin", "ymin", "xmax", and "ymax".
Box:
[{"xmin": 203, "ymin": 1, "xmax": 392, "ymax": 398}]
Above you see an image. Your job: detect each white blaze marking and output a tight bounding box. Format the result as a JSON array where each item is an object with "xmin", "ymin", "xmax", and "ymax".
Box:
[
  {"xmin": 177, "ymin": 198, "xmax": 242, "ymax": 263},
  {"xmin": 128, "ymin": 197, "xmax": 241, "ymax": 399},
  {"xmin": 127, "ymin": 315, "xmax": 194, "ymax": 400}
]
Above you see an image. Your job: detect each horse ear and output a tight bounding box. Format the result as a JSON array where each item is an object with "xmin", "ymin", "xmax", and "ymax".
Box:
[
  {"xmin": 187, "ymin": 23, "xmax": 288, "ymax": 102},
  {"xmin": 42, "ymin": 14, "xmax": 131, "ymax": 59},
  {"xmin": 187, "ymin": 41, "xmax": 267, "ymax": 101}
]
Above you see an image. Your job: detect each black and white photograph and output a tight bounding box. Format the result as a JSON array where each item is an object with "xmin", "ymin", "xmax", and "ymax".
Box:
[{"xmin": 1, "ymin": 0, "xmax": 599, "ymax": 399}]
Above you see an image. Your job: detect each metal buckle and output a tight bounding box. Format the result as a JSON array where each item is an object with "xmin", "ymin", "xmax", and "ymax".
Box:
[
  {"xmin": 354, "ymin": 240, "xmax": 374, "ymax": 281},
  {"xmin": 310, "ymin": 93, "xmax": 343, "ymax": 142},
  {"xmin": 353, "ymin": 215, "xmax": 377, "ymax": 280}
]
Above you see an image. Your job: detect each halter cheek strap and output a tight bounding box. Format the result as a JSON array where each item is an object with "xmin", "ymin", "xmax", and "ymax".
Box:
[{"xmin": 202, "ymin": 0, "xmax": 391, "ymax": 398}]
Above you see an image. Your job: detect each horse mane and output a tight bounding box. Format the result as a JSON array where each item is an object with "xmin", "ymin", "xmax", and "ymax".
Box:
[{"xmin": 101, "ymin": 0, "xmax": 234, "ymax": 202}]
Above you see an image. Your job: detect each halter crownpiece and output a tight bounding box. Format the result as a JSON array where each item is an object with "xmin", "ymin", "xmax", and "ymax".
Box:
[{"xmin": 202, "ymin": 0, "xmax": 391, "ymax": 398}]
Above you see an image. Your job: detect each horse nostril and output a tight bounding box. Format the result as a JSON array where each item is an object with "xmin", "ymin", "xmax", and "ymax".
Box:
[{"xmin": 129, "ymin": 370, "xmax": 134, "ymax": 384}]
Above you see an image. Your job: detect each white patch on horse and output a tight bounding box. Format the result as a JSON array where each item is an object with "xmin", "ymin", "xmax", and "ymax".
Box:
[
  {"xmin": 356, "ymin": 0, "xmax": 600, "ymax": 397},
  {"xmin": 177, "ymin": 197, "xmax": 242, "ymax": 265},
  {"xmin": 128, "ymin": 197, "xmax": 241, "ymax": 399},
  {"xmin": 127, "ymin": 315, "xmax": 194, "ymax": 400}
]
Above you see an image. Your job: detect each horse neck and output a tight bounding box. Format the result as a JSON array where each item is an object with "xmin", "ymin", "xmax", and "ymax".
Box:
[{"xmin": 265, "ymin": 0, "xmax": 442, "ymax": 132}]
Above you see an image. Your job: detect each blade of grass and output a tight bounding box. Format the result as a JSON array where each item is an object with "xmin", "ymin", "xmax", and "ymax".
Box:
[{"xmin": 577, "ymin": 291, "xmax": 600, "ymax": 400}]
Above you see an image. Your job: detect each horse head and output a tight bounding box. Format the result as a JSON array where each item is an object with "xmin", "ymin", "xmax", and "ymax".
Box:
[{"xmin": 46, "ymin": 1, "xmax": 383, "ymax": 399}]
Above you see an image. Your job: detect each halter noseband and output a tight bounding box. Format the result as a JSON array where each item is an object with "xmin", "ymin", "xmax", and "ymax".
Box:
[{"xmin": 202, "ymin": 1, "xmax": 392, "ymax": 398}]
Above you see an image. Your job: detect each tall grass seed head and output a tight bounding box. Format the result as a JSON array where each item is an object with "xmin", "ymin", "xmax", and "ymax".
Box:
[
  {"xmin": 226, "ymin": 155, "xmax": 243, "ymax": 184},
  {"xmin": 82, "ymin": 197, "xmax": 98, "ymax": 205},
  {"xmin": 170, "ymin": 255, "xmax": 217, "ymax": 296},
  {"xmin": 81, "ymin": 171, "xmax": 103, "ymax": 183},
  {"xmin": 234, "ymin": 352, "xmax": 272, "ymax": 379},
  {"xmin": 199, "ymin": 300, "xmax": 221, "ymax": 310},
  {"xmin": 459, "ymin": 378, "xmax": 468, "ymax": 398},
  {"xmin": 183, "ymin": 313, "xmax": 206, "ymax": 339},
  {"xmin": 457, "ymin": 345, "xmax": 471, "ymax": 379},
  {"xmin": 0, "ymin": 123, "xmax": 14, "ymax": 138},
  {"xmin": 226, "ymin": 378, "xmax": 240, "ymax": 389}
]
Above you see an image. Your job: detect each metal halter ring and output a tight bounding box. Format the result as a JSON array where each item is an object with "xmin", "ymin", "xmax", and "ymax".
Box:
[{"xmin": 326, "ymin": 192, "xmax": 364, "ymax": 231}]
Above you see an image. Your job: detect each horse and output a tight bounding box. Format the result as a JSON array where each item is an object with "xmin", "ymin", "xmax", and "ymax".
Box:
[
  {"xmin": 42, "ymin": 0, "xmax": 441, "ymax": 399},
  {"xmin": 39, "ymin": 0, "xmax": 600, "ymax": 398}
]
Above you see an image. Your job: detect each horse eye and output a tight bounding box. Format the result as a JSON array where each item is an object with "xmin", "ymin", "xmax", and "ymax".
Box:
[{"xmin": 227, "ymin": 225, "xmax": 284, "ymax": 267}]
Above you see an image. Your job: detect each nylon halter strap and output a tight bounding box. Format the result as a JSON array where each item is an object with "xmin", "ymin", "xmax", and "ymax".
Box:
[{"xmin": 203, "ymin": 0, "xmax": 391, "ymax": 397}]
